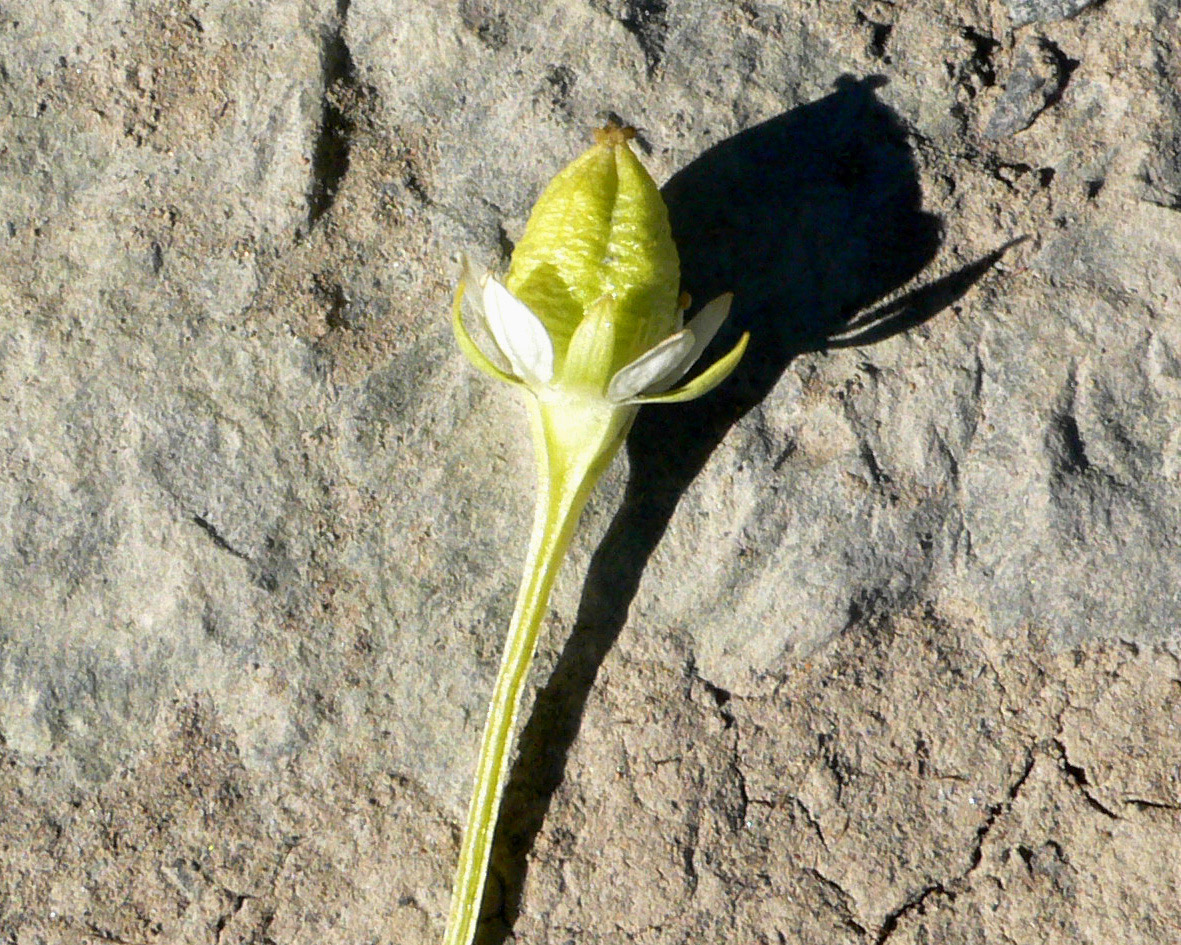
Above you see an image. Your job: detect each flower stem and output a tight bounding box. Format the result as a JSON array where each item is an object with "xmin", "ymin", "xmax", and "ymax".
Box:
[{"xmin": 441, "ymin": 397, "xmax": 633, "ymax": 945}]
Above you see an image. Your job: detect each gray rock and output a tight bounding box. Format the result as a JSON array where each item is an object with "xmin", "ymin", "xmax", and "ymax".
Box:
[
  {"xmin": 1138, "ymin": 4, "xmax": 1181, "ymax": 207},
  {"xmin": 984, "ymin": 39, "xmax": 1071, "ymax": 139},
  {"xmin": 1006, "ymin": 0, "xmax": 1104, "ymax": 26},
  {"xmin": 1, "ymin": 0, "xmax": 1180, "ymax": 942},
  {"xmin": 1141, "ymin": 127, "xmax": 1181, "ymax": 208}
]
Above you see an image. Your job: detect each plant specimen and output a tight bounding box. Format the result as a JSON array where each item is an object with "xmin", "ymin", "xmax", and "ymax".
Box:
[{"xmin": 443, "ymin": 123, "xmax": 748, "ymax": 945}]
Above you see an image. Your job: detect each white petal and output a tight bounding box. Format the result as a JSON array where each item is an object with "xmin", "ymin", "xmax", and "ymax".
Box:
[
  {"xmin": 649, "ymin": 292, "xmax": 734, "ymax": 393},
  {"xmin": 684, "ymin": 292, "xmax": 732, "ymax": 351},
  {"xmin": 452, "ymin": 273, "xmax": 520, "ymax": 386},
  {"xmin": 606, "ymin": 329, "xmax": 696, "ymax": 403},
  {"xmin": 482, "ymin": 275, "xmax": 555, "ymax": 385},
  {"xmin": 455, "ymin": 254, "xmax": 512, "ymax": 374},
  {"xmin": 621, "ymin": 332, "xmax": 749, "ymax": 405},
  {"xmin": 459, "ymin": 254, "xmax": 487, "ymax": 317}
]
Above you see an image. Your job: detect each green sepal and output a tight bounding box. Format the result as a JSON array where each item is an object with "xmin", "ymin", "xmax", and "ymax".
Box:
[{"xmin": 560, "ymin": 294, "xmax": 618, "ymax": 395}]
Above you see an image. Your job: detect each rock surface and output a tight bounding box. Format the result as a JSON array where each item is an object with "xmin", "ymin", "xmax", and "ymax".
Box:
[
  {"xmin": 1005, "ymin": 0, "xmax": 1105, "ymax": 26},
  {"xmin": 983, "ymin": 38, "xmax": 1072, "ymax": 139},
  {"xmin": 1, "ymin": 0, "xmax": 1179, "ymax": 943}
]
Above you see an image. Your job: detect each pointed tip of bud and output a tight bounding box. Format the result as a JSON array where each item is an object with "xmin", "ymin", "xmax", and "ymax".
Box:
[{"xmin": 593, "ymin": 122, "xmax": 636, "ymax": 147}]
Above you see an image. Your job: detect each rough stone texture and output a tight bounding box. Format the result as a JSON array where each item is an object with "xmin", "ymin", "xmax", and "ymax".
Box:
[
  {"xmin": 1138, "ymin": 1, "xmax": 1181, "ymax": 209},
  {"xmin": 983, "ymin": 38, "xmax": 1072, "ymax": 139},
  {"xmin": 1, "ymin": 1, "xmax": 1179, "ymax": 944},
  {"xmin": 1006, "ymin": 0, "xmax": 1105, "ymax": 26}
]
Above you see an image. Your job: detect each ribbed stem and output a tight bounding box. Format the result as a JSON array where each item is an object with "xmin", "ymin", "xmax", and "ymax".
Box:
[{"xmin": 441, "ymin": 396, "xmax": 632, "ymax": 945}]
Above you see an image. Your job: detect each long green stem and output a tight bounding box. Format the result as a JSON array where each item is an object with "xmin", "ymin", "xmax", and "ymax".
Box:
[{"xmin": 442, "ymin": 396, "xmax": 633, "ymax": 945}]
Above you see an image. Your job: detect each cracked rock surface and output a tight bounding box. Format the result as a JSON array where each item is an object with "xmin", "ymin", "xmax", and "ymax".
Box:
[{"xmin": 1, "ymin": 1, "xmax": 1179, "ymax": 943}]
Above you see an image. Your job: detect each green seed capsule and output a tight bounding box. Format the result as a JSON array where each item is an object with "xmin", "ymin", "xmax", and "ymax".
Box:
[{"xmin": 507, "ymin": 125, "xmax": 681, "ymax": 378}]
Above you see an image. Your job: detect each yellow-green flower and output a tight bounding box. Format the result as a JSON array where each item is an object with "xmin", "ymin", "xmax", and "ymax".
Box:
[
  {"xmin": 441, "ymin": 125, "xmax": 747, "ymax": 945},
  {"xmin": 454, "ymin": 124, "xmax": 747, "ymax": 408}
]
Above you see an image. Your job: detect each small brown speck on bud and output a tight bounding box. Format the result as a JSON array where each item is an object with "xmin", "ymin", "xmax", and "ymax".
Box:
[{"xmin": 593, "ymin": 122, "xmax": 637, "ymax": 146}]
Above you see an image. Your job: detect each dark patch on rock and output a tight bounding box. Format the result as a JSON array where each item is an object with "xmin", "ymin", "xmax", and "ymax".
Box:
[{"xmin": 984, "ymin": 38, "xmax": 1075, "ymax": 139}]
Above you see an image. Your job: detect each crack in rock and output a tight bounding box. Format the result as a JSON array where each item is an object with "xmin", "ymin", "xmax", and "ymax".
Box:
[
  {"xmin": 874, "ymin": 882, "xmax": 949, "ymax": 945},
  {"xmin": 806, "ymin": 867, "xmax": 870, "ymax": 937},
  {"xmin": 191, "ymin": 514, "xmax": 250, "ymax": 562},
  {"xmin": 876, "ymin": 746, "xmax": 1037, "ymax": 943},
  {"xmin": 308, "ymin": 0, "xmax": 357, "ymax": 228},
  {"xmin": 1054, "ymin": 739, "xmax": 1121, "ymax": 820}
]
